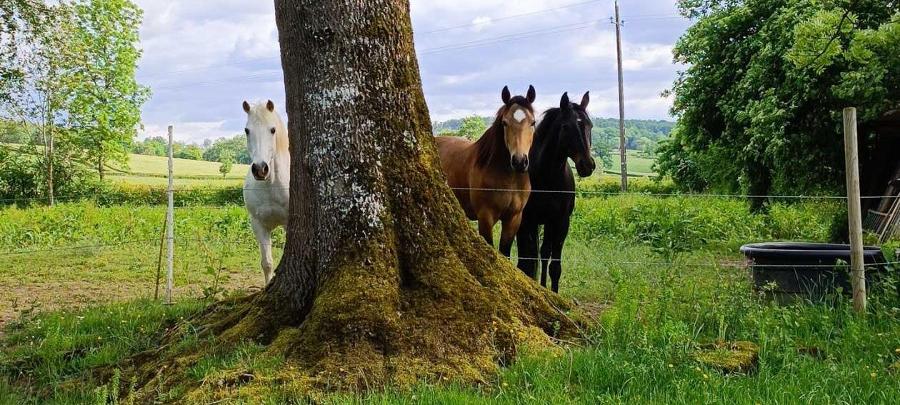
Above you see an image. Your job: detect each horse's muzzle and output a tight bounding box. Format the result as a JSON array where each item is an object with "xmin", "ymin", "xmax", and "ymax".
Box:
[
  {"xmin": 251, "ymin": 162, "xmax": 270, "ymax": 181},
  {"xmin": 511, "ymin": 154, "xmax": 529, "ymax": 173},
  {"xmin": 575, "ymin": 157, "xmax": 596, "ymax": 178}
]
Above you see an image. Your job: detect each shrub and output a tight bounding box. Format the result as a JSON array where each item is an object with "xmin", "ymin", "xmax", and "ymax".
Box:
[
  {"xmin": 576, "ymin": 176, "xmax": 677, "ymax": 195},
  {"xmin": 0, "ymin": 145, "xmax": 101, "ymax": 205},
  {"xmin": 93, "ymin": 184, "xmax": 243, "ymax": 207},
  {"xmin": 571, "ymin": 195, "xmax": 843, "ymax": 252}
]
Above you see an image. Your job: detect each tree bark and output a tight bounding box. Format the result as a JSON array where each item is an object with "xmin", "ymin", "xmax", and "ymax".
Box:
[
  {"xmin": 129, "ymin": 0, "xmax": 578, "ymax": 395},
  {"xmin": 261, "ymin": 0, "xmax": 576, "ymax": 386}
]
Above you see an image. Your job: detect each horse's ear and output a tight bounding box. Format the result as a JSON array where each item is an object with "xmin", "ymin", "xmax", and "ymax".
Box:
[
  {"xmin": 560, "ymin": 92, "xmax": 570, "ymax": 110},
  {"xmin": 242, "ymin": 101, "xmax": 251, "ymax": 113},
  {"xmin": 266, "ymin": 100, "xmax": 275, "ymax": 112},
  {"xmin": 526, "ymin": 85, "xmax": 536, "ymax": 104},
  {"xmin": 501, "ymin": 86, "xmax": 511, "ymax": 105},
  {"xmin": 580, "ymin": 91, "xmax": 590, "ymax": 109}
]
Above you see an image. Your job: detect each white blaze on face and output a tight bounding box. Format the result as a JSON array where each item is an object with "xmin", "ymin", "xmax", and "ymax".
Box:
[{"xmin": 513, "ymin": 109, "xmax": 526, "ymax": 123}]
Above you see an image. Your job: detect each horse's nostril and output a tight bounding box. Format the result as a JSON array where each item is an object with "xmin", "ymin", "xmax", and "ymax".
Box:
[{"xmin": 252, "ymin": 163, "xmax": 270, "ymax": 179}]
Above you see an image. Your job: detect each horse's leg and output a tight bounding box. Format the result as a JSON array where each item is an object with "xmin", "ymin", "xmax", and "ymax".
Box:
[
  {"xmin": 499, "ymin": 213, "xmax": 522, "ymax": 258},
  {"xmin": 477, "ymin": 210, "xmax": 497, "ymax": 247},
  {"xmin": 539, "ymin": 229, "xmax": 553, "ymax": 288},
  {"xmin": 250, "ymin": 217, "xmax": 274, "ymax": 284},
  {"xmin": 548, "ymin": 218, "xmax": 571, "ymax": 294},
  {"xmin": 516, "ymin": 218, "xmax": 539, "ymax": 280}
]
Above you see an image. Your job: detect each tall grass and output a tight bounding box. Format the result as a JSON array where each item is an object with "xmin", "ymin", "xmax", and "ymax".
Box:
[
  {"xmin": 1, "ymin": 197, "xmax": 897, "ymax": 403},
  {"xmin": 0, "ymin": 196, "xmax": 846, "ymax": 255}
]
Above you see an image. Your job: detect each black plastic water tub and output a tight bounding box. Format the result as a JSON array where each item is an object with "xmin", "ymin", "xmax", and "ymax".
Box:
[{"xmin": 739, "ymin": 242, "xmax": 890, "ymax": 300}]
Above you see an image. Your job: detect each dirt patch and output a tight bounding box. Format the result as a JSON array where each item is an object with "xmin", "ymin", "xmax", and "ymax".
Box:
[
  {"xmin": 0, "ymin": 271, "xmax": 263, "ymax": 334},
  {"xmin": 573, "ymin": 299, "xmax": 609, "ymax": 323}
]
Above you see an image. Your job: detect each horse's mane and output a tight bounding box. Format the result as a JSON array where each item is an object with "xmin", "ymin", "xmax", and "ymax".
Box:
[
  {"xmin": 535, "ymin": 104, "xmax": 588, "ymax": 143},
  {"xmin": 473, "ymin": 96, "xmax": 533, "ymax": 168}
]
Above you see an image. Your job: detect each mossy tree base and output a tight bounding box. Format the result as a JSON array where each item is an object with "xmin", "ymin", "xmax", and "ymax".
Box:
[{"xmin": 124, "ymin": 248, "xmax": 580, "ymax": 400}]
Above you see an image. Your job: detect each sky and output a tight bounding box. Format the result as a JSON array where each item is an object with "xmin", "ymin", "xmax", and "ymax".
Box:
[{"xmin": 134, "ymin": 0, "xmax": 692, "ymax": 143}]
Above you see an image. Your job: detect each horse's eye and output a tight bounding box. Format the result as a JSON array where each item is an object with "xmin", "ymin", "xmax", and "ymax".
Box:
[
  {"xmin": 270, "ymin": 128, "xmax": 276, "ymax": 134},
  {"xmin": 244, "ymin": 128, "xmax": 250, "ymax": 135}
]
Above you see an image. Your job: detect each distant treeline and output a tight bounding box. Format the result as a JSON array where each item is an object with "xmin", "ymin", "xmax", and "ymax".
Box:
[
  {"xmin": 131, "ymin": 135, "xmax": 250, "ymax": 164},
  {"xmin": 432, "ymin": 116, "xmax": 674, "ymax": 156},
  {"xmin": 1, "ymin": 121, "xmax": 251, "ymax": 165}
]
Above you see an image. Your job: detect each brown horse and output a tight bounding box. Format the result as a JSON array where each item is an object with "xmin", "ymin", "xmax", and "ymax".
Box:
[{"xmin": 436, "ymin": 85, "xmax": 537, "ymax": 256}]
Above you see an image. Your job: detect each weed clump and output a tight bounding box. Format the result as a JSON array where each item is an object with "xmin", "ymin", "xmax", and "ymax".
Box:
[{"xmin": 694, "ymin": 340, "xmax": 759, "ymax": 374}]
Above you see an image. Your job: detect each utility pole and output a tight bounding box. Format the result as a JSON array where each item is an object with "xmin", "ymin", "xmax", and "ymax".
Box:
[{"xmin": 612, "ymin": 0, "xmax": 628, "ymax": 192}]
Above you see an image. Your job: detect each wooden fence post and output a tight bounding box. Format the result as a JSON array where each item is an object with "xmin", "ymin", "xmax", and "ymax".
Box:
[
  {"xmin": 843, "ymin": 107, "xmax": 865, "ymax": 314},
  {"xmin": 166, "ymin": 125, "xmax": 175, "ymax": 305}
]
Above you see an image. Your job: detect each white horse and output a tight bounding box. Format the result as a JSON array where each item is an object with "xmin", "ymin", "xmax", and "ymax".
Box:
[{"xmin": 242, "ymin": 100, "xmax": 290, "ymax": 284}]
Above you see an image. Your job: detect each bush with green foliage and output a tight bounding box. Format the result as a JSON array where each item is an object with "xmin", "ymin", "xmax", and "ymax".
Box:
[
  {"xmin": 0, "ymin": 144, "xmax": 99, "ymax": 204},
  {"xmin": 659, "ymin": 0, "xmax": 899, "ymax": 199},
  {"xmin": 218, "ymin": 150, "xmax": 234, "ymax": 178},
  {"xmin": 202, "ymin": 135, "xmax": 250, "ymax": 164},
  {"xmin": 576, "ymin": 176, "xmax": 677, "ymax": 195},
  {"xmin": 457, "ymin": 116, "xmax": 489, "ymax": 140},
  {"xmin": 570, "ymin": 194, "xmax": 845, "ymax": 251}
]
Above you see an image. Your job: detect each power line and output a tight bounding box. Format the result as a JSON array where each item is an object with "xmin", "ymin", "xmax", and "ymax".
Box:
[
  {"xmin": 4, "ymin": 189, "xmax": 898, "ymax": 207},
  {"xmin": 235, "ymin": 185, "xmax": 898, "ymax": 200},
  {"xmin": 4, "ymin": 235, "xmax": 898, "ymax": 269}
]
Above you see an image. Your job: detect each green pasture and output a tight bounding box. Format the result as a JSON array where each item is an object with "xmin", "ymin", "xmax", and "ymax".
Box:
[
  {"xmin": 109, "ymin": 153, "xmax": 249, "ymax": 180},
  {"xmin": 0, "ymin": 195, "xmax": 897, "ymax": 403},
  {"xmin": 106, "ymin": 173, "xmax": 245, "ymax": 187},
  {"xmin": 606, "ymin": 149, "xmax": 657, "ymax": 176}
]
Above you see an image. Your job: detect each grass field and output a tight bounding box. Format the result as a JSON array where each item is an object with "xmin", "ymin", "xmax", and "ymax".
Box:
[
  {"xmin": 1, "ymin": 143, "xmax": 249, "ymax": 188},
  {"xmin": 107, "ymin": 173, "xmax": 245, "ymax": 187},
  {"xmin": 607, "ymin": 149, "xmax": 656, "ymax": 176},
  {"xmin": 110, "ymin": 154, "xmax": 250, "ymax": 180},
  {"xmin": 109, "ymin": 153, "xmax": 250, "ymax": 187},
  {"xmin": 1, "ymin": 196, "xmax": 898, "ymax": 403}
]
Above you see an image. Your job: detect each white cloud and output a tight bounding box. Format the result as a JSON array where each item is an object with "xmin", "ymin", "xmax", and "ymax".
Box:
[
  {"xmin": 576, "ymin": 34, "xmax": 618, "ymax": 60},
  {"xmin": 471, "ymin": 16, "xmax": 492, "ymax": 32},
  {"xmin": 623, "ymin": 44, "xmax": 673, "ymax": 71},
  {"xmin": 439, "ymin": 72, "xmax": 483, "ymax": 86},
  {"xmin": 132, "ymin": 0, "xmax": 686, "ymax": 142},
  {"xmin": 576, "ymin": 35, "xmax": 673, "ymax": 71}
]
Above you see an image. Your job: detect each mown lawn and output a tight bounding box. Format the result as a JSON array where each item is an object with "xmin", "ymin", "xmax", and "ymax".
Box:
[{"xmin": 1, "ymin": 197, "xmax": 898, "ymax": 403}]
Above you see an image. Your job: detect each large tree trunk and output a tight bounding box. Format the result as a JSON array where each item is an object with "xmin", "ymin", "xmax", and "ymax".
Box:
[{"xmin": 130, "ymin": 0, "xmax": 578, "ymax": 396}]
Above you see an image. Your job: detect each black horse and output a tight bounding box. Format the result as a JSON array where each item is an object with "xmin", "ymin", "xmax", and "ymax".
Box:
[{"xmin": 516, "ymin": 92, "xmax": 596, "ymax": 292}]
